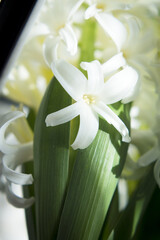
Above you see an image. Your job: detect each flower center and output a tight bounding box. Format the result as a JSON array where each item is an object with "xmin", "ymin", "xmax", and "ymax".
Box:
[
  {"xmin": 96, "ymin": 3, "xmax": 106, "ymax": 11},
  {"xmin": 83, "ymin": 94, "xmax": 96, "ymax": 104},
  {"xmin": 122, "ymin": 49, "xmax": 129, "ymax": 59}
]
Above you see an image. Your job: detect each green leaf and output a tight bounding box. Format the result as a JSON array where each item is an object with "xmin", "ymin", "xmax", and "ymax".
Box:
[
  {"xmin": 56, "ymin": 103, "xmax": 130, "ymax": 240},
  {"xmin": 99, "ymin": 188, "xmax": 119, "ymax": 240},
  {"xmin": 22, "ymin": 110, "xmax": 37, "ymax": 240},
  {"xmin": 23, "ymin": 162, "xmax": 36, "ymax": 240},
  {"xmin": 34, "ymin": 77, "xmax": 71, "ymax": 240},
  {"xmin": 27, "ymin": 108, "xmax": 36, "ymax": 131}
]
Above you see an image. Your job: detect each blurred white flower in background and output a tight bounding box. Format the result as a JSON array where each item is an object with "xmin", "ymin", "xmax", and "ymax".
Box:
[{"xmin": 1, "ymin": 37, "xmax": 53, "ymax": 112}]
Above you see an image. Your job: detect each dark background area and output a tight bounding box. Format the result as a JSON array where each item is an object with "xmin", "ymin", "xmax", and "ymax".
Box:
[
  {"xmin": 0, "ymin": 0, "xmax": 37, "ymax": 80},
  {"xmin": 137, "ymin": 186, "xmax": 160, "ymax": 240}
]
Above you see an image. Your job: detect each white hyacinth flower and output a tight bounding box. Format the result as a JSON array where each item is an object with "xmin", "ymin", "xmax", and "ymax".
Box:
[
  {"xmin": 46, "ymin": 59, "xmax": 138, "ymax": 149},
  {"xmin": 95, "ymin": 16, "xmax": 159, "ymax": 103},
  {"xmin": 85, "ymin": 1, "xmax": 127, "ymax": 52},
  {"xmin": 31, "ymin": 0, "xmax": 84, "ymax": 65},
  {"xmin": 0, "ymin": 111, "xmax": 34, "ymax": 208}
]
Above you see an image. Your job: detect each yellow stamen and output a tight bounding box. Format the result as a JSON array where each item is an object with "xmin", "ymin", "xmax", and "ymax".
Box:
[
  {"xmin": 123, "ymin": 50, "xmax": 129, "ymax": 59},
  {"xmin": 83, "ymin": 94, "xmax": 96, "ymax": 104}
]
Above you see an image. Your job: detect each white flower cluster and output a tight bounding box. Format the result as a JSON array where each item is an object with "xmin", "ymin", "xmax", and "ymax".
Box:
[
  {"xmin": 43, "ymin": 0, "xmax": 160, "ymax": 149},
  {"xmin": 0, "ymin": 111, "xmax": 34, "ymax": 207},
  {"xmin": 0, "ymin": 0, "xmax": 160, "ymax": 207}
]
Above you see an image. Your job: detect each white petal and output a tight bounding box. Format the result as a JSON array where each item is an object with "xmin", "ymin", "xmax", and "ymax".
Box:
[
  {"xmin": 0, "ymin": 111, "xmax": 33, "ymax": 155},
  {"xmin": 118, "ymin": 179, "xmax": 128, "ymax": 211},
  {"xmin": 68, "ymin": 0, "xmax": 85, "ymax": 21},
  {"xmin": 28, "ymin": 23, "xmax": 50, "ymax": 40},
  {"xmin": 102, "ymin": 52, "xmax": 126, "ymax": 77},
  {"xmin": 80, "ymin": 60, "xmax": 104, "ymax": 93},
  {"xmin": 85, "ymin": 4, "xmax": 100, "ymax": 19},
  {"xmin": 3, "ymin": 153, "xmax": 33, "ymax": 185},
  {"xmin": 126, "ymin": 18, "xmax": 140, "ymax": 46},
  {"xmin": 51, "ymin": 60, "xmax": 87, "ymax": 100},
  {"xmin": 43, "ymin": 35, "xmax": 60, "ymax": 67},
  {"xmin": 0, "ymin": 111, "xmax": 24, "ymax": 129},
  {"xmin": 154, "ymin": 159, "xmax": 160, "ymax": 188},
  {"xmin": 100, "ymin": 66, "xmax": 139, "ymax": 104},
  {"xmin": 46, "ymin": 101, "xmax": 81, "ymax": 127},
  {"xmin": 138, "ymin": 146, "xmax": 160, "ymax": 167},
  {"xmin": 93, "ymin": 102, "xmax": 131, "ymax": 142},
  {"xmin": 6, "ymin": 182, "xmax": 34, "ymax": 208},
  {"xmin": 59, "ymin": 24, "xmax": 77, "ymax": 56},
  {"xmin": 71, "ymin": 103, "xmax": 99, "ymax": 149},
  {"xmin": 122, "ymin": 77, "xmax": 140, "ymax": 104},
  {"xmin": 95, "ymin": 13, "xmax": 127, "ymax": 51}
]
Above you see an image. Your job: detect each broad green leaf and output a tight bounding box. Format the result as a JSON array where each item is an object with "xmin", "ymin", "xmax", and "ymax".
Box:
[
  {"xmin": 56, "ymin": 103, "xmax": 130, "ymax": 240},
  {"xmin": 34, "ymin": 77, "xmax": 71, "ymax": 240},
  {"xmin": 27, "ymin": 108, "xmax": 36, "ymax": 131}
]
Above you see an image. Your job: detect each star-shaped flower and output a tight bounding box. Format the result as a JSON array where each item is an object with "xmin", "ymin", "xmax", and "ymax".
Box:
[{"xmin": 46, "ymin": 59, "xmax": 138, "ymax": 149}]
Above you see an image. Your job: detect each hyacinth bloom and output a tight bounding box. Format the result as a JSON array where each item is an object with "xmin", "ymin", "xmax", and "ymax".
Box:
[
  {"xmin": 85, "ymin": 0, "xmax": 159, "ymax": 53},
  {"xmin": 0, "ymin": 111, "xmax": 34, "ymax": 208},
  {"xmin": 85, "ymin": 1, "xmax": 128, "ymax": 52},
  {"xmin": 46, "ymin": 59, "xmax": 138, "ymax": 149},
  {"xmin": 32, "ymin": 0, "xmax": 84, "ymax": 65},
  {"xmin": 93, "ymin": 16, "xmax": 158, "ymax": 103}
]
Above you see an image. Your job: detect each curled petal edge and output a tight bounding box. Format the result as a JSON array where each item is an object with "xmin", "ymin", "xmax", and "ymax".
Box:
[
  {"xmin": 0, "ymin": 111, "xmax": 30, "ymax": 154},
  {"xmin": 59, "ymin": 24, "xmax": 77, "ymax": 56},
  {"xmin": 6, "ymin": 182, "xmax": 34, "ymax": 208},
  {"xmin": 2, "ymin": 149, "xmax": 33, "ymax": 185}
]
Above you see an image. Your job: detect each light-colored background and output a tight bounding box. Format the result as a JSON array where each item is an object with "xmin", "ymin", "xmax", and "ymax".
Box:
[{"xmin": 0, "ymin": 192, "xmax": 28, "ymax": 240}]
